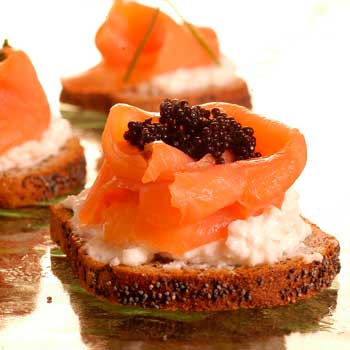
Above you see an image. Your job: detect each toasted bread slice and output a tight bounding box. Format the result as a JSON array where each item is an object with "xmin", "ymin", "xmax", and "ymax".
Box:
[
  {"xmin": 50, "ymin": 205, "xmax": 340, "ymax": 311},
  {"xmin": 0, "ymin": 138, "xmax": 86, "ymax": 208},
  {"xmin": 60, "ymin": 77, "xmax": 252, "ymax": 113}
]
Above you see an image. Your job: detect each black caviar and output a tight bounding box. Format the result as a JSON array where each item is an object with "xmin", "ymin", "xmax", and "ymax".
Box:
[{"xmin": 124, "ymin": 99, "xmax": 261, "ymax": 164}]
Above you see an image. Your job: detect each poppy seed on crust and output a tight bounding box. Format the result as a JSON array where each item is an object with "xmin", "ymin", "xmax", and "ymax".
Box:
[
  {"xmin": 0, "ymin": 138, "xmax": 86, "ymax": 208},
  {"xmin": 50, "ymin": 205, "xmax": 341, "ymax": 311}
]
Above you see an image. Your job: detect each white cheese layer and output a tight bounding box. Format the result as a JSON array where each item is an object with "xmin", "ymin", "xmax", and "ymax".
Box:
[
  {"xmin": 123, "ymin": 57, "xmax": 237, "ymax": 96},
  {"xmin": 0, "ymin": 117, "xmax": 72, "ymax": 172},
  {"xmin": 63, "ymin": 189, "xmax": 322, "ymax": 268},
  {"xmin": 172, "ymin": 189, "xmax": 322, "ymax": 267}
]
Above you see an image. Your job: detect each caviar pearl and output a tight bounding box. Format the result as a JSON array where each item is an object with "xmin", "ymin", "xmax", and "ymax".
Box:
[{"xmin": 124, "ymin": 99, "xmax": 261, "ymax": 163}]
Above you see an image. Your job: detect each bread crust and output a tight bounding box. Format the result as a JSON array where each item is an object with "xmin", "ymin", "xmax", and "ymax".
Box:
[
  {"xmin": 50, "ymin": 205, "xmax": 340, "ymax": 311},
  {"xmin": 0, "ymin": 138, "xmax": 86, "ymax": 208},
  {"xmin": 60, "ymin": 77, "xmax": 252, "ymax": 113}
]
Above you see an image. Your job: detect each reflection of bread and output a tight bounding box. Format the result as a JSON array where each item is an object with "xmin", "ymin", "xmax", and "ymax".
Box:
[
  {"xmin": 60, "ymin": 77, "xmax": 251, "ymax": 113},
  {"xmin": 51, "ymin": 254, "xmax": 338, "ymax": 347},
  {"xmin": 50, "ymin": 205, "xmax": 340, "ymax": 311},
  {"xmin": 0, "ymin": 138, "xmax": 86, "ymax": 208}
]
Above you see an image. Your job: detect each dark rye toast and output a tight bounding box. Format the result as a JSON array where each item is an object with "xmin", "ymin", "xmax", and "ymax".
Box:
[
  {"xmin": 60, "ymin": 77, "xmax": 252, "ymax": 113},
  {"xmin": 0, "ymin": 138, "xmax": 86, "ymax": 208},
  {"xmin": 50, "ymin": 204, "xmax": 340, "ymax": 311}
]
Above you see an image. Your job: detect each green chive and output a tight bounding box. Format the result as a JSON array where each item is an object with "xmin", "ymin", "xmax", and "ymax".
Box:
[
  {"xmin": 164, "ymin": 0, "xmax": 220, "ymax": 65},
  {"xmin": 123, "ymin": 7, "xmax": 160, "ymax": 83},
  {"xmin": 0, "ymin": 209, "xmax": 38, "ymax": 219},
  {"xmin": 50, "ymin": 248, "xmax": 66, "ymax": 257},
  {"xmin": 0, "ymin": 39, "xmax": 9, "ymax": 62},
  {"xmin": 3, "ymin": 39, "xmax": 11, "ymax": 48},
  {"xmin": 35, "ymin": 196, "xmax": 67, "ymax": 206}
]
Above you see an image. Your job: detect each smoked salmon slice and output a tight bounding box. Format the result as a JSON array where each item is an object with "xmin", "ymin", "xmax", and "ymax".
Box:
[
  {"xmin": 61, "ymin": 1, "xmax": 220, "ymax": 95},
  {"xmin": 0, "ymin": 45, "xmax": 50, "ymax": 155},
  {"xmin": 79, "ymin": 103, "xmax": 307, "ymax": 255}
]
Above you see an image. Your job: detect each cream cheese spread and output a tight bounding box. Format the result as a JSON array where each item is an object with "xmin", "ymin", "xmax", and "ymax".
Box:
[
  {"xmin": 63, "ymin": 188, "xmax": 322, "ymax": 268},
  {"xmin": 0, "ymin": 117, "xmax": 72, "ymax": 172},
  {"xmin": 169, "ymin": 189, "xmax": 322, "ymax": 267},
  {"xmin": 123, "ymin": 56, "xmax": 237, "ymax": 96}
]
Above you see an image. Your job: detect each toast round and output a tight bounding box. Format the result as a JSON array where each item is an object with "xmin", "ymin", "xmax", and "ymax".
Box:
[
  {"xmin": 60, "ymin": 77, "xmax": 252, "ymax": 113},
  {"xmin": 0, "ymin": 138, "xmax": 86, "ymax": 208},
  {"xmin": 50, "ymin": 205, "xmax": 340, "ymax": 311}
]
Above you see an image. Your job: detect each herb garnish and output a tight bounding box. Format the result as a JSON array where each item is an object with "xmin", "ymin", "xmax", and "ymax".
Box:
[
  {"xmin": 123, "ymin": 7, "xmax": 160, "ymax": 82},
  {"xmin": 0, "ymin": 39, "xmax": 11, "ymax": 62},
  {"xmin": 164, "ymin": 0, "xmax": 220, "ymax": 65},
  {"xmin": 3, "ymin": 39, "xmax": 11, "ymax": 48},
  {"xmin": 123, "ymin": 2, "xmax": 220, "ymax": 82}
]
